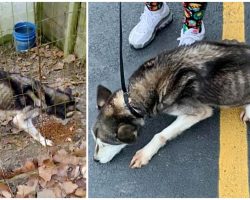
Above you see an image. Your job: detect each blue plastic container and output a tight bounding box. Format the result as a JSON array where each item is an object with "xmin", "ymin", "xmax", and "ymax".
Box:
[{"xmin": 13, "ymin": 22, "xmax": 36, "ymax": 52}]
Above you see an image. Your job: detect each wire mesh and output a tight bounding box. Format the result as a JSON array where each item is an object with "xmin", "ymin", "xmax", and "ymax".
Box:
[{"xmin": 0, "ymin": 2, "xmax": 86, "ymax": 197}]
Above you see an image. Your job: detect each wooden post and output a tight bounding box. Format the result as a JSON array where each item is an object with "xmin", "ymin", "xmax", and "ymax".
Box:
[
  {"xmin": 34, "ymin": 2, "xmax": 43, "ymax": 39},
  {"xmin": 74, "ymin": 3, "xmax": 86, "ymax": 60},
  {"xmin": 64, "ymin": 2, "xmax": 81, "ymax": 56}
]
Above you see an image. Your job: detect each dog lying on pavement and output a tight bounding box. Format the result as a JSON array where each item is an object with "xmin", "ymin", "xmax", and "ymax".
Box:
[
  {"xmin": 0, "ymin": 70, "xmax": 78, "ymax": 146},
  {"xmin": 92, "ymin": 40, "xmax": 250, "ymax": 168}
]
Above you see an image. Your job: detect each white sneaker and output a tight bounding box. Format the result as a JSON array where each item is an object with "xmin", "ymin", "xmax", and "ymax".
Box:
[
  {"xmin": 129, "ymin": 3, "xmax": 173, "ymax": 49},
  {"xmin": 177, "ymin": 22, "xmax": 205, "ymax": 46}
]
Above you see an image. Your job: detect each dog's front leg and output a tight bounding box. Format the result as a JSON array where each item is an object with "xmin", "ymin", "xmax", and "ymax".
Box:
[
  {"xmin": 130, "ymin": 106, "xmax": 213, "ymax": 168},
  {"xmin": 26, "ymin": 90, "xmax": 47, "ymax": 109},
  {"xmin": 240, "ymin": 105, "xmax": 250, "ymax": 123},
  {"xmin": 13, "ymin": 107, "xmax": 53, "ymax": 146}
]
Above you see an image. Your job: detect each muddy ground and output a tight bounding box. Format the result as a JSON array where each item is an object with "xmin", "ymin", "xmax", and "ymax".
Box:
[{"xmin": 0, "ymin": 43, "xmax": 86, "ymax": 197}]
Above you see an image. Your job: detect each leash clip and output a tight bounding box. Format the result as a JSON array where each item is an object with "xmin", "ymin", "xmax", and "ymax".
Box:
[{"xmin": 123, "ymin": 91, "xmax": 143, "ymax": 118}]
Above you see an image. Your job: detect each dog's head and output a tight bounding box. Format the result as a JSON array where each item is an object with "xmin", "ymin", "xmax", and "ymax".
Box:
[
  {"xmin": 92, "ymin": 85, "xmax": 144, "ymax": 163},
  {"xmin": 45, "ymin": 87, "xmax": 79, "ymax": 119}
]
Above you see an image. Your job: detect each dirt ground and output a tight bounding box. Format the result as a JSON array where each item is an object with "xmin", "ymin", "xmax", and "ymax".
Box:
[{"xmin": 0, "ymin": 43, "xmax": 86, "ymax": 197}]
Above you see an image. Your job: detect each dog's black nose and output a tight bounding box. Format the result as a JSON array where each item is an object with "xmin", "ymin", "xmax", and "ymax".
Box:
[{"xmin": 93, "ymin": 157, "xmax": 99, "ymax": 163}]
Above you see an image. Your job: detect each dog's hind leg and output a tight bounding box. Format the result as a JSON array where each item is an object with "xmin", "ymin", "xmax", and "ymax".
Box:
[
  {"xmin": 13, "ymin": 107, "xmax": 53, "ymax": 146},
  {"xmin": 130, "ymin": 105, "xmax": 213, "ymax": 168}
]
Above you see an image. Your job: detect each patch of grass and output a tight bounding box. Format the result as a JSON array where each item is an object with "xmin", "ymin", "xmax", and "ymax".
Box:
[{"xmin": 0, "ymin": 34, "xmax": 13, "ymax": 45}]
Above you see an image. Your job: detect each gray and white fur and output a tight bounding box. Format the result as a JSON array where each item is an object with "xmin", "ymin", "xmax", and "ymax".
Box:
[
  {"xmin": 93, "ymin": 41, "xmax": 250, "ymax": 168},
  {"xmin": 0, "ymin": 70, "xmax": 78, "ymax": 146}
]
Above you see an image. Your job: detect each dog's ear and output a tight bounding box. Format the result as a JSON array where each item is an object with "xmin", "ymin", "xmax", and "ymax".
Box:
[
  {"xmin": 97, "ymin": 85, "xmax": 112, "ymax": 109},
  {"xmin": 64, "ymin": 87, "xmax": 72, "ymax": 96},
  {"xmin": 117, "ymin": 124, "xmax": 137, "ymax": 144}
]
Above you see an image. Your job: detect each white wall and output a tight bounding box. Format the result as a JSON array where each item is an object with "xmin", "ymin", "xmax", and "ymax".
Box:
[{"xmin": 0, "ymin": 2, "xmax": 34, "ymax": 36}]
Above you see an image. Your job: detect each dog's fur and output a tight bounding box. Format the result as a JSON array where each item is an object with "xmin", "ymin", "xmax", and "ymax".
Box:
[
  {"xmin": 0, "ymin": 70, "xmax": 77, "ymax": 146},
  {"xmin": 93, "ymin": 41, "xmax": 250, "ymax": 168}
]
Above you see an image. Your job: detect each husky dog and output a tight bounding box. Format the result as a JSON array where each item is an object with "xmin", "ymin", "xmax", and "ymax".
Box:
[
  {"xmin": 93, "ymin": 41, "xmax": 250, "ymax": 168},
  {"xmin": 0, "ymin": 70, "xmax": 78, "ymax": 146}
]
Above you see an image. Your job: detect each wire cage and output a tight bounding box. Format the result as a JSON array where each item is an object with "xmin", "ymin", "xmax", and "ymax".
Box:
[{"xmin": 0, "ymin": 2, "xmax": 86, "ymax": 198}]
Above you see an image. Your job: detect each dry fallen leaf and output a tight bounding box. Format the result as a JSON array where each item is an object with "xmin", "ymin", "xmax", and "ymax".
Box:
[
  {"xmin": 72, "ymin": 148, "xmax": 85, "ymax": 157},
  {"xmin": 0, "ymin": 114, "xmax": 13, "ymax": 126},
  {"xmin": 74, "ymin": 188, "xmax": 86, "ymax": 197},
  {"xmin": 63, "ymin": 54, "xmax": 76, "ymax": 63},
  {"xmin": 24, "ymin": 61, "xmax": 32, "ymax": 66},
  {"xmin": 45, "ymin": 178, "xmax": 57, "ymax": 188},
  {"xmin": 16, "ymin": 57, "xmax": 22, "ymax": 62},
  {"xmin": 16, "ymin": 185, "xmax": 36, "ymax": 198},
  {"xmin": 11, "ymin": 127, "xmax": 22, "ymax": 134},
  {"xmin": 1, "ymin": 190, "xmax": 12, "ymax": 198},
  {"xmin": 61, "ymin": 181, "xmax": 78, "ymax": 194},
  {"xmin": 30, "ymin": 53, "xmax": 37, "ymax": 60},
  {"xmin": 52, "ymin": 185, "xmax": 64, "ymax": 198},
  {"xmin": 75, "ymin": 178, "xmax": 86, "ymax": 189},
  {"xmin": 37, "ymin": 189, "xmax": 56, "ymax": 198},
  {"xmin": 67, "ymin": 165, "xmax": 81, "ymax": 180},
  {"xmin": 38, "ymin": 177, "xmax": 47, "ymax": 189},
  {"xmin": 21, "ymin": 160, "xmax": 38, "ymax": 173},
  {"xmin": 37, "ymin": 155, "xmax": 52, "ymax": 167},
  {"xmin": 53, "ymin": 149, "xmax": 84, "ymax": 165},
  {"xmin": 56, "ymin": 51, "xmax": 64, "ymax": 58},
  {"xmin": 26, "ymin": 175, "xmax": 39, "ymax": 187},
  {"xmin": 0, "ymin": 183, "xmax": 11, "ymax": 194},
  {"xmin": 51, "ymin": 174, "xmax": 68, "ymax": 183},
  {"xmin": 38, "ymin": 159, "xmax": 57, "ymax": 182},
  {"xmin": 81, "ymin": 166, "xmax": 87, "ymax": 178},
  {"xmin": 56, "ymin": 164, "xmax": 70, "ymax": 178},
  {"xmin": 54, "ymin": 62, "xmax": 64, "ymax": 71}
]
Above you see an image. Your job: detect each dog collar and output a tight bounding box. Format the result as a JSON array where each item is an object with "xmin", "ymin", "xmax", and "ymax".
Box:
[
  {"xmin": 119, "ymin": 3, "xmax": 143, "ymax": 119},
  {"xmin": 123, "ymin": 92, "xmax": 144, "ymax": 118}
]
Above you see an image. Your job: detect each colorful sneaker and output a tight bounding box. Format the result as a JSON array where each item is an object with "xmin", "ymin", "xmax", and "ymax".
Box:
[
  {"xmin": 129, "ymin": 3, "xmax": 173, "ymax": 49},
  {"xmin": 177, "ymin": 21, "xmax": 205, "ymax": 46}
]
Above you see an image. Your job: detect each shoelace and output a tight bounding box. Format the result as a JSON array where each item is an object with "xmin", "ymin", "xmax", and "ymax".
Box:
[{"xmin": 177, "ymin": 29, "xmax": 202, "ymax": 46}]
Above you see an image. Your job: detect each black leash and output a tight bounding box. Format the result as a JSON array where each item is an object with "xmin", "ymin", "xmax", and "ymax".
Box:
[
  {"xmin": 119, "ymin": 2, "xmax": 126, "ymax": 93},
  {"xmin": 119, "ymin": 2, "xmax": 143, "ymax": 118}
]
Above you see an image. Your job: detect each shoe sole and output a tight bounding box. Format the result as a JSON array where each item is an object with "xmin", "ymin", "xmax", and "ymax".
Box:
[{"xmin": 131, "ymin": 11, "xmax": 173, "ymax": 49}]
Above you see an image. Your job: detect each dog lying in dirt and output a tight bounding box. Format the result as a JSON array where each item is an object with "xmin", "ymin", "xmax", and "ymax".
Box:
[
  {"xmin": 92, "ymin": 40, "xmax": 250, "ymax": 168},
  {"xmin": 0, "ymin": 70, "xmax": 78, "ymax": 146}
]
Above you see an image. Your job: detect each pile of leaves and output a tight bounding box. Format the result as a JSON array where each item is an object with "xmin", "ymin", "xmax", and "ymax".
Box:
[
  {"xmin": 0, "ymin": 143, "xmax": 86, "ymax": 198},
  {"xmin": 0, "ymin": 44, "xmax": 85, "ymax": 93}
]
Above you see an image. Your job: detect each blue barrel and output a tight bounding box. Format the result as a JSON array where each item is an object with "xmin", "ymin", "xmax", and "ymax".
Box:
[{"xmin": 13, "ymin": 22, "xmax": 36, "ymax": 52}]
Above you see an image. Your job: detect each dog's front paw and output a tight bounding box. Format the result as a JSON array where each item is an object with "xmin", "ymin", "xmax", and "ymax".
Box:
[
  {"xmin": 240, "ymin": 110, "xmax": 250, "ymax": 124},
  {"xmin": 129, "ymin": 149, "xmax": 151, "ymax": 169},
  {"xmin": 40, "ymin": 138, "xmax": 53, "ymax": 146}
]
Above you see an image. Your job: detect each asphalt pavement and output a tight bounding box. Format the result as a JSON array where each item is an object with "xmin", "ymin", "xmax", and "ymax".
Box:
[{"xmin": 87, "ymin": 2, "xmax": 248, "ymax": 198}]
